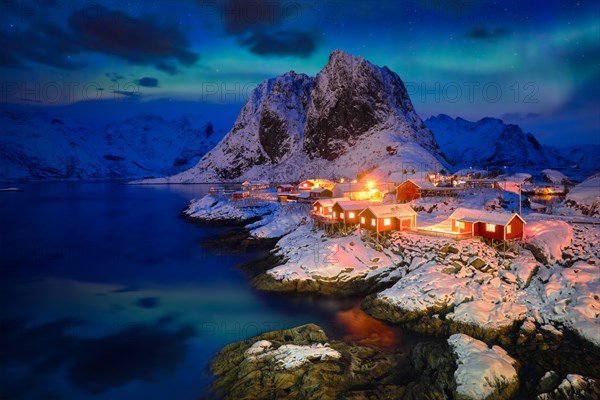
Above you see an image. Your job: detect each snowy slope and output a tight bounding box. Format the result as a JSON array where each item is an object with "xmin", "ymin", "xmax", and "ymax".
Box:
[
  {"xmin": 425, "ymin": 114, "xmax": 565, "ymax": 170},
  {"xmin": 152, "ymin": 50, "xmax": 447, "ymax": 183},
  {"xmin": 0, "ymin": 110, "xmax": 217, "ymax": 180},
  {"xmin": 561, "ymin": 144, "xmax": 600, "ymax": 173}
]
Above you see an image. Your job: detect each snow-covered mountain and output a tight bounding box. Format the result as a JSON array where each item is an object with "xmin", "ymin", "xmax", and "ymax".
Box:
[
  {"xmin": 156, "ymin": 50, "xmax": 446, "ymax": 183},
  {"xmin": 425, "ymin": 114, "xmax": 565, "ymax": 170},
  {"xmin": 0, "ymin": 111, "xmax": 217, "ymax": 180},
  {"xmin": 561, "ymin": 144, "xmax": 600, "ymax": 172}
]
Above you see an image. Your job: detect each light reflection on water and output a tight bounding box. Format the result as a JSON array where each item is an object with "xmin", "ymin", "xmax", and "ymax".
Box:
[{"xmin": 0, "ymin": 183, "xmax": 419, "ymax": 399}]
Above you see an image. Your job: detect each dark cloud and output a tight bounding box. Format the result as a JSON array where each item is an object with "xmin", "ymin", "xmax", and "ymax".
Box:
[
  {"xmin": 136, "ymin": 77, "xmax": 159, "ymax": 87},
  {"xmin": 241, "ymin": 30, "xmax": 319, "ymax": 57},
  {"xmin": 467, "ymin": 26, "xmax": 509, "ymax": 40},
  {"xmin": 0, "ymin": 4, "xmax": 198, "ymax": 74},
  {"xmin": 200, "ymin": 0, "xmax": 320, "ymax": 57},
  {"xmin": 69, "ymin": 5, "xmax": 198, "ymax": 74},
  {"xmin": 113, "ymin": 90, "xmax": 141, "ymax": 99},
  {"xmin": 135, "ymin": 296, "xmax": 160, "ymax": 308},
  {"xmin": 0, "ymin": 23, "xmax": 85, "ymax": 70}
]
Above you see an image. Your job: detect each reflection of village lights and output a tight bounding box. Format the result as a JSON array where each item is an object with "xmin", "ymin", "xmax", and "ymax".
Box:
[{"xmin": 339, "ymin": 178, "xmax": 345, "ymax": 183}]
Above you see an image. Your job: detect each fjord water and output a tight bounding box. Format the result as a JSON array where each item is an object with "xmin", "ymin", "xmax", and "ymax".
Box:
[{"xmin": 0, "ymin": 183, "xmax": 412, "ymax": 399}]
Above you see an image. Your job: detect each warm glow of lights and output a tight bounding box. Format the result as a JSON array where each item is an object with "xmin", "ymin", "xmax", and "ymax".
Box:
[
  {"xmin": 339, "ymin": 178, "xmax": 345, "ymax": 183},
  {"xmin": 367, "ymin": 180, "xmax": 375, "ymax": 189},
  {"xmin": 336, "ymin": 306, "xmax": 399, "ymax": 349}
]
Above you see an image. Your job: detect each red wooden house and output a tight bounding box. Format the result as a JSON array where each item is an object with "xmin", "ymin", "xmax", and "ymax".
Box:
[
  {"xmin": 396, "ymin": 179, "xmax": 439, "ymax": 202},
  {"xmin": 312, "ymin": 198, "xmax": 347, "ymax": 217},
  {"xmin": 232, "ymin": 190, "xmax": 249, "ymax": 199},
  {"xmin": 309, "ymin": 188, "xmax": 333, "ymax": 198},
  {"xmin": 331, "ymin": 200, "xmax": 371, "ymax": 224},
  {"xmin": 449, "ymin": 208, "xmax": 525, "ymax": 241},
  {"xmin": 359, "ymin": 204, "xmax": 417, "ymax": 233},
  {"xmin": 298, "ymin": 179, "xmax": 335, "ymax": 191},
  {"xmin": 277, "ymin": 184, "xmax": 295, "ymax": 193}
]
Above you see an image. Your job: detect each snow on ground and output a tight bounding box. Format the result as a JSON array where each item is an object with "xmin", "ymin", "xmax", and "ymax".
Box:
[
  {"xmin": 372, "ymin": 235, "xmax": 531, "ymax": 330},
  {"xmin": 526, "ymin": 261, "xmax": 600, "ymax": 347},
  {"xmin": 244, "ymin": 340, "xmax": 341, "ymax": 370},
  {"xmin": 566, "ymin": 173, "xmax": 600, "ymax": 216},
  {"xmin": 267, "ymin": 223, "xmax": 398, "ymax": 282},
  {"xmin": 374, "ymin": 263, "xmax": 471, "ymax": 316},
  {"xmin": 246, "ymin": 203, "xmax": 310, "ymax": 239},
  {"xmin": 541, "ymin": 169, "xmax": 569, "ymax": 185},
  {"xmin": 524, "ymin": 220, "xmax": 573, "ymax": 262},
  {"xmin": 448, "ymin": 333, "xmax": 518, "ymax": 400},
  {"xmin": 184, "ymin": 194, "xmax": 276, "ymax": 221}
]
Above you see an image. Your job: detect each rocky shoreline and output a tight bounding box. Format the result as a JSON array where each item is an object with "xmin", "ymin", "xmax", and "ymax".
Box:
[{"xmin": 183, "ymin": 195, "xmax": 600, "ymax": 399}]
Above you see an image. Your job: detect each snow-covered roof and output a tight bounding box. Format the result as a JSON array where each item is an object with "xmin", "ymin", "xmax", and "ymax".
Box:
[
  {"xmin": 360, "ymin": 204, "xmax": 417, "ymax": 218},
  {"xmin": 449, "ymin": 208, "xmax": 525, "ymax": 226},
  {"xmin": 310, "ymin": 188, "xmax": 331, "ymax": 193},
  {"xmin": 399, "ymin": 179, "xmax": 438, "ymax": 190},
  {"xmin": 277, "ymin": 184, "xmax": 295, "ymax": 188},
  {"xmin": 334, "ymin": 200, "xmax": 372, "ymax": 211},
  {"xmin": 313, "ymin": 197, "xmax": 348, "ymax": 207}
]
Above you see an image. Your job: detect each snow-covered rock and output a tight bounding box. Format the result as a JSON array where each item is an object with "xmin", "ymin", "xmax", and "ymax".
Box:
[
  {"xmin": 528, "ymin": 261, "xmax": 600, "ymax": 347},
  {"xmin": 184, "ymin": 195, "xmax": 275, "ymax": 222},
  {"xmin": 245, "ymin": 341, "xmax": 341, "ymax": 370},
  {"xmin": 524, "ymin": 220, "xmax": 574, "ymax": 264},
  {"xmin": 566, "ymin": 173, "xmax": 600, "ymax": 216},
  {"xmin": 541, "ymin": 169, "xmax": 569, "ymax": 185},
  {"xmin": 448, "ymin": 333, "xmax": 519, "ymax": 400}
]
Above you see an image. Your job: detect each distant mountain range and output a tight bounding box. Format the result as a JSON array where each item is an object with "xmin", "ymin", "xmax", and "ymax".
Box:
[
  {"xmin": 0, "ymin": 111, "xmax": 218, "ymax": 180},
  {"xmin": 1, "ymin": 50, "xmax": 597, "ymax": 182}
]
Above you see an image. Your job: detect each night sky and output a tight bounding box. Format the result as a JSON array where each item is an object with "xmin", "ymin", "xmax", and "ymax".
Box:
[{"xmin": 1, "ymin": 0, "xmax": 598, "ymax": 145}]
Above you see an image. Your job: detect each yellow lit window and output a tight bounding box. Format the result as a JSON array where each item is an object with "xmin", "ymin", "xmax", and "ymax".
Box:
[
  {"xmin": 383, "ymin": 218, "xmax": 391, "ymax": 226},
  {"xmin": 507, "ymin": 225, "xmax": 512, "ymax": 234},
  {"xmin": 485, "ymin": 223, "xmax": 495, "ymax": 232},
  {"xmin": 328, "ymin": 207, "xmax": 332, "ymax": 212},
  {"xmin": 371, "ymin": 218, "xmax": 376, "ymax": 226},
  {"xmin": 333, "ymin": 212, "xmax": 337, "ymax": 218},
  {"xmin": 319, "ymin": 207, "xmax": 323, "ymax": 213},
  {"xmin": 340, "ymin": 212, "xmax": 345, "ymax": 219},
  {"xmin": 460, "ymin": 222, "xmax": 465, "ymax": 229},
  {"xmin": 348, "ymin": 212, "xmax": 355, "ymax": 218},
  {"xmin": 313, "ymin": 206, "xmax": 317, "ymax": 211},
  {"xmin": 361, "ymin": 217, "xmax": 365, "ymax": 224},
  {"xmin": 455, "ymin": 220, "xmax": 460, "ymax": 228}
]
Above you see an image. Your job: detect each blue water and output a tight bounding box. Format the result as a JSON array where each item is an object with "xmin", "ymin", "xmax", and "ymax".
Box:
[{"xmin": 0, "ymin": 183, "xmax": 377, "ymax": 399}]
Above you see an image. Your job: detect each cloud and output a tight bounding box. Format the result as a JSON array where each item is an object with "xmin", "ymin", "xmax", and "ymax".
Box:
[
  {"xmin": 105, "ymin": 72, "xmax": 125, "ymax": 83},
  {"xmin": 113, "ymin": 90, "xmax": 141, "ymax": 99},
  {"xmin": 136, "ymin": 77, "xmax": 159, "ymax": 87},
  {"xmin": 0, "ymin": 3, "xmax": 198, "ymax": 74},
  {"xmin": 467, "ymin": 26, "xmax": 509, "ymax": 40},
  {"xmin": 0, "ymin": 23, "xmax": 85, "ymax": 70},
  {"xmin": 69, "ymin": 5, "xmax": 199, "ymax": 74},
  {"xmin": 200, "ymin": 0, "xmax": 320, "ymax": 57},
  {"xmin": 241, "ymin": 30, "xmax": 319, "ymax": 57}
]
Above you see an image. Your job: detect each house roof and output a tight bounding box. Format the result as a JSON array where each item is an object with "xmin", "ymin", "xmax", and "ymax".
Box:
[
  {"xmin": 313, "ymin": 197, "xmax": 348, "ymax": 207},
  {"xmin": 311, "ymin": 188, "xmax": 331, "ymax": 194},
  {"xmin": 334, "ymin": 200, "xmax": 372, "ymax": 211},
  {"xmin": 277, "ymin": 184, "xmax": 295, "ymax": 188},
  {"xmin": 360, "ymin": 204, "xmax": 417, "ymax": 218},
  {"xmin": 449, "ymin": 208, "xmax": 526, "ymax": 226},
  {"xmin": 399, "ymin": 179, "xmax": 438, "ymax": 190}
]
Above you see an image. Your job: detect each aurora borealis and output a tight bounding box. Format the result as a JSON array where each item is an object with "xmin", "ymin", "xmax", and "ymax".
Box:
[{"xmin": 1, "ymin": 0, "xmax": 598, "ymax": 145}]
